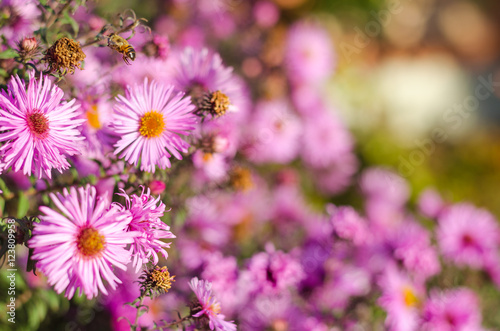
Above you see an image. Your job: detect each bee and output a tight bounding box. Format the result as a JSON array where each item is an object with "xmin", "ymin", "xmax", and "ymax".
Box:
[{"xmin": 107, "ymin": 33, "xmax": 136, "ymax": 65}]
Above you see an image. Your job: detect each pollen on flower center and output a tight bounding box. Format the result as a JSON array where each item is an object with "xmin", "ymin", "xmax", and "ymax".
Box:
[
  {"xmin": 209, "ymin": 90, "xmax": 230, "ymax": 117},
  {"xmin": 77, "ymin": 227, "xmax": 106, "ymax": 257},
  {"xmin": 196, "ymin": 90, "xmax": 231, "ymax": 118},
  {"xmin": 139, "ymin": 110, "xmax": 165, "ymax": 138},
  {"xmin": 402, "ymin": 286, "xmax": 420, "ymax": 308},
  {"xmin": 27, "ymin": 111, "xmax": 50, "ymax": 138},
  {"xmin": 209, "ymin": 301, "xmax": 221, "ymax": 314},
  {"xmin": 140, "ymin": 265, "xmax": 176, "ymax": 297}
]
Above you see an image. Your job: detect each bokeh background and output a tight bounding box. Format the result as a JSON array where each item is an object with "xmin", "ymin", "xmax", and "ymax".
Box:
[{"xmin": 91, "ymin": 0, "xmax": 500, "ymax": 213}]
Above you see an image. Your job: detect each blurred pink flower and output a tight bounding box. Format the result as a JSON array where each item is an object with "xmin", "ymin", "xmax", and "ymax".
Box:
[
  {"xmin": 173, "ymin": 47, "xmax": 249, "ymax": 114},
  {"xmin": 378, "ymin": 266, "xmax": 424, "ymax": 331},
  {"xmin": 285, "ymin": 22, "xmax": 336, "ymax": 85},
  {"xmin": 418, "ymin": 188, "xmax": 446, "ymax": 219},
  {"xmin": 244, "ymin": 99, "xmax": 302, "ymax": 164},
  {"xmin": 0, "ymin": 0, "xmax": 40, "ymax": 46},
  {"xmin": 246, "ymin": 245, "xmax": 304, "ymax": 295},
  {"xmin": 300, "ymin": 108, "xmax": 354, "ymax": 169},
  {"xmin": 437, "ymin": 203, "xmax": 500, "ymax": 269},
  {"xmin": 253, "ymin": 1, "xmax": 280, "ymax": 28},
  {"xmin": 422, "ymin": 288, "xmax": 485, "ymax": 331},
  {"xmin": 330, "ymin": 206, "xmax": 369, "ymax": 246}
]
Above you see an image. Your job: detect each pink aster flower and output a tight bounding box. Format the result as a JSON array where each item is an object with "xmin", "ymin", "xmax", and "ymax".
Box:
[
  {"xmin": 189, "ymin": 277, "xmax": 237, "ymax": 331},
  {"xmin": 285, "ymin": 22, "xmax": 336, "ymax": 86},
  {"xmin": 0, "ymin": 73, "xmax": 85, "ymax": 178},
  {"xmin": 330, "ymin": 206, "xmax": 369, "ymax": 246},
  {"xmin": 300, "ymin": 107, "xmax": 354, "ymax": 169},
  {"xmin": 422, "ymin": 288, "xmax": 485, "ymax": 331},
  {"xmin": 116, "ymin": 187, "xmax": 175, "ymax": 272},
  {"xmin": 244, "ymin": 99, "xmax": 302, "ymax": 164},
  {"xmin": 437, "ymin": 203, "xmax": 500, "ymax": 269},
  {"xmin": 172, "ymin": 47, "xmax": 249, "ymax": 114},
  {"xmin": 378, "ymin": 266, "xmax": 425, "ymax": 331},
  {"xmin": 28, "ymin": 185, "xmax": 136, "ymax": 299},
  {"xmin": 418, "ymin": 188, "xmax": 446, "ymax": 219},
  {"xmin": 111, "ymin": 79, "xmax": 197, "ymax": 172},
  {"xmin": 246, "ymin": 245, "xmax": 304, "ymax": 296}
]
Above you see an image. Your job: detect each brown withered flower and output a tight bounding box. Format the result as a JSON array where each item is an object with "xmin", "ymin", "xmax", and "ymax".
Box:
[
  {"xmin": 139, "ymin": 265, "xmax": 175, "ymax": 298},
  {"xmin": 44, "ymin": 37, "xmax": 86, "ymax": 75},
  {"xmin": 198, "ymin": 90, "xmax": 231, "ymax": 118}
]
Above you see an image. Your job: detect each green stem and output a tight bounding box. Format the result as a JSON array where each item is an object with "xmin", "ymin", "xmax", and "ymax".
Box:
[
  {"xmin": 46, "ymin": 0, "xmax": 73, "ymax": 29},
  {"xmin": 132, "ymin": 295, "xmax": 145, "ymax": 330}
]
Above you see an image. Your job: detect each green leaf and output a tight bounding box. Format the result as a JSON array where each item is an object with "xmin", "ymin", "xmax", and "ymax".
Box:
[
  {"xmin": 0, "ymin": 49, "xmax": 18, "ymax": 59},
  {"xmin": 63, "ymin": 11, "xmax": 79, "ymax": 37},
  {"xmin": 17, "ymin": 192, "xmax": 29, "ymax": 218},
  {"xmin": 0, "ymin": 197, "xmax": 4, "ymax": 217}
]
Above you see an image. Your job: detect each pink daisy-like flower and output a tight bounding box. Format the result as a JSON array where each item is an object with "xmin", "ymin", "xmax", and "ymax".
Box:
[
  {"xmin": 0, "ymin": 73, "xmax": 85, "ymax": 178},
  {"xmin": 173, "ymin": 47, "xmax": 248, "ymax": 114},
  {"xmin": 189, "ymin": 277, "xmax": 237, "ymax": 331},
  {"xmin": 285, "ymin": 21, "xmax": 336, "ymax": 86},
  {"xmin": 422, "ymin": 288, "xmax": 485, "ymax": 331},
  {"xmin": 378, "ymin": 266, "xmax": 425, "ymax": 331},
  {"xmin": 29, "ymin": 185, "xmax": 136, "ymax": 299},
  {"xmin": 437, "ymin": 203, "xmax": 500, "ymax": 269},
  {"xmin": 116, "ymin": 187, "xmax": 175, "ymax": 272},
  {"xmin": 111, "ymin": 79, "xmax": 197, "ymax": 172},
  {"xmin": 244, "ymin": 99, "xmax": 302, "ymax": 164}
]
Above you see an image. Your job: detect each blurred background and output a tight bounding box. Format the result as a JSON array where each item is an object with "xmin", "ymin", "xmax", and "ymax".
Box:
[{"xmin": 92, "ymin": 0, "xmax": 500, "ymax": 215}]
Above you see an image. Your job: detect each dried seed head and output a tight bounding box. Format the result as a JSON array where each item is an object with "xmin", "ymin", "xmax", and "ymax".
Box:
[
  {"xmin": 139, "ymin": 265, "xmax": 175, "ymax": 298},
  {"xmin": 44, "ymin": 37, "xmax": 86, "ymax": 75}
]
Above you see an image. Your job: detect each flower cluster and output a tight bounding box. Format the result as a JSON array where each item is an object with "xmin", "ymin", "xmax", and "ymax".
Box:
[{"xmin": 0, "ymin": 1, "xmax": 498, "ymax": 331}]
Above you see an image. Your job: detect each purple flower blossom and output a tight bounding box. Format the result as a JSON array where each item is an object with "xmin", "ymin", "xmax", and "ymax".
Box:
[
  {"xmin": 378, "ymin": 266, "xmax": 424, "ymax": 331},
  {"xmin": 422, "ymin": 288, "xmax": 485, "ymax": 331},
  {"xmin": 244, "ymin": 99, "xmax": 302, "ymax": 164},
  {"xmin": 0, "ymin": 73, "xmax": 85, "ymax": 178},
  {"xmin": 418, "ymin": 188, "xmax": 446, "ymax": 219},
  {"xmin": 285, "ymin": 22, "xmax": 336, "ymax": 85},
  {"xmin": 437, "ymin": 203, "xmax": 500, "ymax": 269},
  {"xmin": 330, "ymin": 206, "xmax": 369, "ymax": 246},
  {"xmin": 173, "ymin": 47, "xmax": 248, "ymax": 114},
  {"xmin": 111, "ymin": 79, "xmax": 197, "ymax": 172},
  {"xmin": 0, "ymin": 0, "xmax": 40, "ymax": 46},
  {"xmin": 246, "ymin": 245, "xmax": 304, "ymax": 295},
  {"xmin": 189, "ymin": 277, "xmax": 236, "ymax": 331},
  {"xmin": 116, "ymin": 187, "xmax": 175, "ymax": 272},
  {"xmin": 300, "ymin": 108, "xmax": 354, "ymax": 169},
  {"xmin": 29, "ymin": 185, "xmax": 135, "ymax": 299}
]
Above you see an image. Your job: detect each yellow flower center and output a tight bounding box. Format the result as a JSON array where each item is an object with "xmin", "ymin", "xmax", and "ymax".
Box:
[
  {"xmin": 203, "ymin": 153, "xmax": 213, "ymax": 162},
  {"xmin": 209, "ymin": 300, "xmax": 221, "ymax": 314},
  {"xmin": 139, "ymin": 110, "xmax": 165, "ymax": 138},
  {"xmin": 86, "ymin": 105, "xmax": 101, "ymax": 129},
  {"xmin": 77, "ymin": 227, "xmax": 106, "ymax": 257},
  {"xmin": 402, "ymin": 286, "xmax": 420, "ymax": 308}
]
